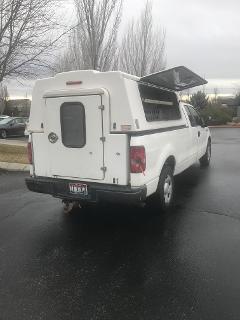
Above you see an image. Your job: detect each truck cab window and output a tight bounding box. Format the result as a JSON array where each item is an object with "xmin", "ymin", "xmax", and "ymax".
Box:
[
  {"xmin": 185, "ymin": 105, "xmax": 203, "ymax": 127},
  {"xmin": 185, "ymin": 105, "xmax": 196, "ymax": 126},
  {"xmin": 188, "ymin": 106, "xmax": 203, "ymax": 126}
]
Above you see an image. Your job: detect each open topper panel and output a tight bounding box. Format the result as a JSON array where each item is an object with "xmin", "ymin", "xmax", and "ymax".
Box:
[{"xmin": 140, "ymin": 66, "xmax": 208, "ymax": 91}]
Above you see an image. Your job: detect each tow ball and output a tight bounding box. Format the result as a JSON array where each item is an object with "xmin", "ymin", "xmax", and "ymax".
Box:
[{"xmin": 62, "ymin": 200, "xmax": 80, "ymax": 213}]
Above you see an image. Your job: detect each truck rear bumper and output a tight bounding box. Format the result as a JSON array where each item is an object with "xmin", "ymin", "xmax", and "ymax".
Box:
[{"xmin": 25, "ymin": 176, "xmax": 147, "ymax": 204}]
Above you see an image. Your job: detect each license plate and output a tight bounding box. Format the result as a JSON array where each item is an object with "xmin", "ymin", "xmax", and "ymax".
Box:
[{"xmin": 69, "ymin": 183, "xmax": 88, "ymax": 196}]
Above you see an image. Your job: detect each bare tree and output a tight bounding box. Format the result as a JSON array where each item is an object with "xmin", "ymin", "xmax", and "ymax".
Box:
[
  {"xmin": 55, "ymin": 0, "xmax": 123, "ymax": 73},
  {"xmin": 0, "ymin": 0, "xmax": 63, "ymax": 83},
  {"xmin": 119, "ymin": 0, "xmax": 166, "ymax": 77},
  {"xmin": 0, "ymin": 83, "xmax": 8, "ymax": 114}
]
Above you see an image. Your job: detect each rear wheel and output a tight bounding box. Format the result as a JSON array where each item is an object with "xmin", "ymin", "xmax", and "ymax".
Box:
[
  {"xmin": 148, "ymin": 165, "xmax": 175, "ymax": 212},
  {"xmin": 0, "ymin": 130, "xmax": 7, "ymax": 139},
  {"xmin": 200, "ymin": 140, "xmax": 211, "ymax": 167}
]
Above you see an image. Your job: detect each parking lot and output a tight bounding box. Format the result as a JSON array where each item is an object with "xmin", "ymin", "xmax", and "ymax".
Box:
[{"xmin": 0, "ymin": 128, "xmax": 240, "ymax": 320}]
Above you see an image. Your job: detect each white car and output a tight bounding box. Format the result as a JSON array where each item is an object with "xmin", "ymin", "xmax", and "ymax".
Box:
[
  {"xmin": 0, "ymin": 115, "xmax": 10, "ymax": 122},
  {"xmin": 25, "ymin": 66, "xmax": 211, "ymax": 211}
]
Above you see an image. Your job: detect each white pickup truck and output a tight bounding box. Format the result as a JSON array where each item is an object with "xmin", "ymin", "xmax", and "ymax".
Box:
[{"xmin": 26, "ymin": 66, "xmax": 211, "ymax": 211}]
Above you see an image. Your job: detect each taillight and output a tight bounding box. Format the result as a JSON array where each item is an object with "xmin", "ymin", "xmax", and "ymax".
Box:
[
  {"xmin": 130, "ymin": 146, "xmax": 146, "ymax": 173},
  {"xmin": 27, "ymin": 142, "xmax": 33, "ymax": 164}
]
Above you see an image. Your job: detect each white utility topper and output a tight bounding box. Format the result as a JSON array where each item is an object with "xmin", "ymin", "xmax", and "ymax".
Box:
[{"xmin": 26, "ymin": 66, "xmax": 211, "ymax": 210}]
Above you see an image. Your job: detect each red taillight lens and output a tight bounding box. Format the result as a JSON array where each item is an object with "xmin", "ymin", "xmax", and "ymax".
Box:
[
  {"xmin": 27, "ymin": 142, "xmax": 33, "ymax": 164},
  {"xmin": 130, "ymin": 146, "xmax": 146, "ymax": 173}
]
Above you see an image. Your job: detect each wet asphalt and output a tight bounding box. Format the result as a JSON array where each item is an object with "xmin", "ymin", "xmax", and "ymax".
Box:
[{"xmin": 0, "ymin": 128, "xmax": 240, "ymax": 320}]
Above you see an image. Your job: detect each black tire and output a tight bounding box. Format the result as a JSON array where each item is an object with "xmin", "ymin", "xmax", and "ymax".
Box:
[
  {"xmin": 0, "ymin": 130, "xmax": 7, "ymax": 139},
  {"xmin": 148, "ymin": 165, "xmax": 175, "ymax": 212},
  {"xmin": 200, "ymin": 140, "xmax": 211, "ymax": 167}
]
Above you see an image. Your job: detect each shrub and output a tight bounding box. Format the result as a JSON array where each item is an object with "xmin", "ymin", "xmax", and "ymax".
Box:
[{"xmin": 200, "ymin": 106, "xmax": 233, "ymax": 125}]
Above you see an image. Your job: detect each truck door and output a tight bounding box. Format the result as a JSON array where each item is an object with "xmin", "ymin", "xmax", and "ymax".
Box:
[
  {"xmin": 185, "ymin": 105, "xmax": 204, "ymax": 161},
  {"xmin": 45, "ymin": 94, "xmax": 105, "ymax": 181},
  {"xmin": 190, "ymin": 107, "xmax": 209, "ymax": 157}
]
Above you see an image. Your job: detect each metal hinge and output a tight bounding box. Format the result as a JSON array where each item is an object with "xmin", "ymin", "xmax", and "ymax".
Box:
[
  {"xmin": 101, "ymin": 166, "xmax": 107, "ymax": 172},
  {"xmin": 100, "ymin": 137, "xmax": 106, "ymax": 142},
  {"xmin": 98, "ymin": 105, "xmax": 105, "ymax": 111}
]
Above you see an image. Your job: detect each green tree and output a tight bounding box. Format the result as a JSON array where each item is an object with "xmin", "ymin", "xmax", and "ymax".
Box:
[{"xmin": 190, "ymin": 91, "xmax": 209, "ymax": 110}]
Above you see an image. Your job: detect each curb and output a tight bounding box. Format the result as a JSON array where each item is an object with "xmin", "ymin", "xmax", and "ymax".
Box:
[{"xmin": 0, "ymin": 162, "xmax": 29, "ymax": 172}]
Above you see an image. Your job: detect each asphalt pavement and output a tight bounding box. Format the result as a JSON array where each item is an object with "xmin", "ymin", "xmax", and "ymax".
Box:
[{"xmin": 0, "ymin": 128, "xmax": 240, "ymax": 320}]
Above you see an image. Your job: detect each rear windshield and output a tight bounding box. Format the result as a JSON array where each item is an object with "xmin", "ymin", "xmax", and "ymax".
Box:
[
  {"xmin": 138, "ymin": 83, "xmax": 181, "ymax": 122},
  {"xmin": 60, "ymin": 102, "xmax": 86, "ymax": 148}
]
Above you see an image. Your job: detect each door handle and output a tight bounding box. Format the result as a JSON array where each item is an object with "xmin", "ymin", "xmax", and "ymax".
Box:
[{"xmin": 198, "ymin": 131, "xmax": 201, "ymax": 137}]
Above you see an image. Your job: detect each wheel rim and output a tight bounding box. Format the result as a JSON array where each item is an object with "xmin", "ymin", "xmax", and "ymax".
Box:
[
  {"xmin": 163, "ymin": 175, "xmax": 173, "ymax": 205},
  {"xmin": 1, "ymin": 130, "xmax": 6, "ymax": 138},
  {"xmin": 207, "ymin": 143, "xmax": 211, "ymax": 162}
]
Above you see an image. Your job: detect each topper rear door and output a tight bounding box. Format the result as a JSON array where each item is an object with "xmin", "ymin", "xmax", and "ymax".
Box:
[{"xmin": 45, "ymin": 95, "xmax": 105, "ymax": 180}]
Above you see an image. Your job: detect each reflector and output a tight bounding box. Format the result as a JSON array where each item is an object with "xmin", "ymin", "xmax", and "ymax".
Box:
[{"xmin": 66, "ymin": 81, "xmax": 82, "ymax": 85}]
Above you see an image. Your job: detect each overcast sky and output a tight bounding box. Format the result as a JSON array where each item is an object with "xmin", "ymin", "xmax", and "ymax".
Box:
[
  {"xmin": 8, "ymin": 0, "xmax": 240, "ymax": 98},
  {"xmin": 125, "ymin": 0, "xmax": 240, "ymax": 78},
  {"xmin": 122, "ymin": 0, "xmax": 240, "ymax": 95}
]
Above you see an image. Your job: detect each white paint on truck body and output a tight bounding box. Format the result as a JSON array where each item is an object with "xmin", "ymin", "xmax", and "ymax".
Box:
[{"xmin": 29, "ymin": 67, "xmax": 210, "ymax": 199}]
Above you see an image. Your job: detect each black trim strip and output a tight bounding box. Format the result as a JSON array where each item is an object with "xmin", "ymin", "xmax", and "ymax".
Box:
[
  {"xmin": 44, "ymin": 93, "xmax": 103, "ymax": 99},
  {"xmin": 112, "ymin": 125, "xmax": 187, "ymax": 136}
]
